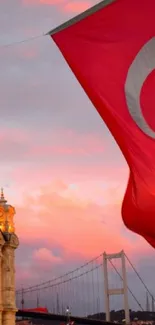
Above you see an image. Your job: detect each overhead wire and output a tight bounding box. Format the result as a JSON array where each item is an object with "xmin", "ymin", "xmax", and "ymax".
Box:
[{"xmin": 0, "ymin": 34, "xmax": 45, "ymax": 49}]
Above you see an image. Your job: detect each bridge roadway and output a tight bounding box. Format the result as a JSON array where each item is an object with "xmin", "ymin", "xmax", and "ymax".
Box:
[{"xmin": 16, "ymin": 310, "xmax": 117, "ymax": 325}]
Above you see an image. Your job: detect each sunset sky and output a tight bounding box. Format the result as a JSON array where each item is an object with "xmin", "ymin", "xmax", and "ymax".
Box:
[{"xmin": 0, "ymin": 0, "xmax": 155, "ymax": 309}]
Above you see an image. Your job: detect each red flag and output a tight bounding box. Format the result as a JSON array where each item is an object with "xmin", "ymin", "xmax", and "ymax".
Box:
[{"xmin": 49, "ymin": 0, "xmax": 155, "ymax": 247}]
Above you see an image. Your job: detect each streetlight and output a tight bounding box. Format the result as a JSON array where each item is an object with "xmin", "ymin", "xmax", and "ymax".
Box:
[{"xmin": 66, "ymin": 306, "xmax": 70, "ymax": 324}]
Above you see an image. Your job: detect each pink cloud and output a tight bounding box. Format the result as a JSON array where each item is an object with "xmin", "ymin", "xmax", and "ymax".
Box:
[
  {"xmin": 0, "ymin": 126, "xmax": 151, "ymax": 280},
  {"xmin": 39, "ymin": 0, "xmax": 64, "ymax": 4},
  {"xmin": 13, "ymin": 179, "xmax": 153, "ymax": 286},
  {"xmin": 28, "ymin": 130, "xmax": 105, "ymax": 156},
  {"xmin": 29, "ymin": 142, "xmax": 104, "ymax": 156},
  {"xmin": 0, "ymin": 128, "xmax": 29, "ymax": 143},
  {"xmin": 22, "ymin": 0, "xmax": 91, "ymax": 13},
  {"xmin": 15, "ymin": 182, "xmax": 143, "ymax": 262},
  {"xmin": 33, "ymin": 248, "xmax": 63, "ymax": 264},
  {"xmin": 0, "ymin": 127, "xmax": 105, "ymax": 160},
  {"xmin": 12, "ymin": 165, "xmax": 128, "ymax": 202},
  {"xmin": 64, "ymin": 1, "xmax": 91, "ymax": 13},
  {"xmin": 1, "ymin": 125, "xmax": 127, "ymax": 206},
  {"xmin": 22, "ymin": 0, "xmax": 64, "ymax": 4}
]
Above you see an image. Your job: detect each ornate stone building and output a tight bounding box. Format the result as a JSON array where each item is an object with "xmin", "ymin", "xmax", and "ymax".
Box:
[{"xmin": 0, "ymin": 189, "xmax": 19, "ymax": 325}]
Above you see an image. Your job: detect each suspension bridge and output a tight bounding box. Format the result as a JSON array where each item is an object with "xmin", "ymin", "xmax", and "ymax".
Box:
[{"xmin": 16, "ymin": 250, "xmax": 155, "ymax": 324}]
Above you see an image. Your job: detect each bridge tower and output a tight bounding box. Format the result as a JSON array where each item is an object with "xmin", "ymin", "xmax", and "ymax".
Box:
[
  {"xmin": 0, "ymin": 189, "xmax": 19, "ymax": 325},
  {"xmin": 103, "ymin": 250, "xmax": 130, "ymax": 324}
]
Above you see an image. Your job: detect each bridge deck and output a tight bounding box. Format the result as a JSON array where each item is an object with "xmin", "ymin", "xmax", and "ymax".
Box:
[{"xmin": 16, "ymin": 310, "xmax": 117, "ymax": 325}]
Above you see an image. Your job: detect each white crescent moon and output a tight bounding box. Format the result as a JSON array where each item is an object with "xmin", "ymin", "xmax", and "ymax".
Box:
[{"xmin": 125, "ymin": 37, "xmax": 155, "ymax": 138}]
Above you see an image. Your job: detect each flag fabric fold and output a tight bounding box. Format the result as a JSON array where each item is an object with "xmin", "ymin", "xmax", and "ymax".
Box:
[{"xmin": 49, "ymin": 0, "xmax": 155, "ymax": 247}]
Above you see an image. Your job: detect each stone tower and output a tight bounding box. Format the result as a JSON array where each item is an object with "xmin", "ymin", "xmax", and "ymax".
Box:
[{"xmin": 0, "ymin": 189, "xmax": 19, "ymax": 325}]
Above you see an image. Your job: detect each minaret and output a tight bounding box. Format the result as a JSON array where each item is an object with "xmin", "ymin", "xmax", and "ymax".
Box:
[{"xmin": 0, "ymin": 189, "xmax": 19, "ymax": 325}]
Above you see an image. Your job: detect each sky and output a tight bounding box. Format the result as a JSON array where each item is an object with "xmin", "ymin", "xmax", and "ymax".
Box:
[{"xmin": 0, "ymin": 0, "xmax": 155, "ymax": 312}]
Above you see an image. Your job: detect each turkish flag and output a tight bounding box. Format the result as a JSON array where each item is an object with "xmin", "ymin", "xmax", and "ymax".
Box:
[{"xmin": 49, "ymin": 0, "xmax": 155, "ymax": 247}]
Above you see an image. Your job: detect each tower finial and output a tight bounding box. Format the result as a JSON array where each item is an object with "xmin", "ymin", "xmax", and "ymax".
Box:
[
  {"xmin": 1, "ymin": 188, "xmax": 4, "ymax": 199},
  {"xmin": 0, "ymin": 188, "xmax": 7, "ymax": 204}
]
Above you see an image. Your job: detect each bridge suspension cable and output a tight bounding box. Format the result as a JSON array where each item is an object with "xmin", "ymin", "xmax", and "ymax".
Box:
[
  {"xmin": 16, "ymin": 262, "xmax": 102, "ymax": 294},
  {"xmin": 16, "ymin": 251, "xmax": 154, "ymax": 318},
  {"xmin": 108, "ymin": 258, "xmax": 144, "ymax": 311},
  {"xmin": 16, "ymin": 253, "xmax": 102, "ymax": 294},
  {"xmin": 124, "ymin": 253, "xmax": 155, "ymax": 301}
]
